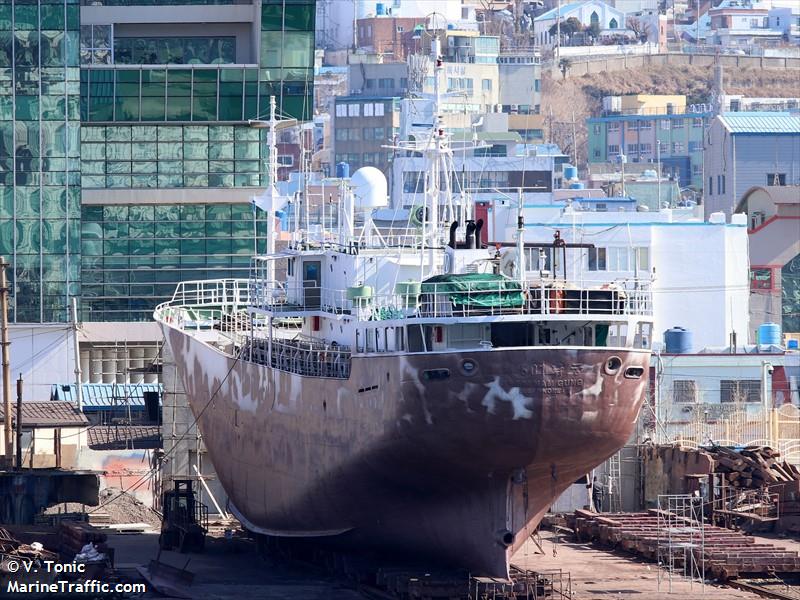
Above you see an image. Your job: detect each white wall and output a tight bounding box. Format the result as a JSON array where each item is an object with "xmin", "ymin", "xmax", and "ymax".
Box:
[
  {"xmin": 492, "ymin": 208, "xmax": 750, "ymax": 351},
  {"xmin": 9, "ymin": 325, "xmax": 76, "ymax": 401}
]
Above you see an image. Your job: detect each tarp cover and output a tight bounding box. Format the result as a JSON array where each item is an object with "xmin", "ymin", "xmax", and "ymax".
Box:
[{"xmin": 420, "ymin": 273, "xmax": 524, "ymax": 308}]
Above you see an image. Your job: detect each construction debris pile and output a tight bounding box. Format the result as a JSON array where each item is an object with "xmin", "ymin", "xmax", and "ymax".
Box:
[
  {"xmin": 709, "ymin": 445, "xmax": 800, "ymax": 488},
  {"xmin": 46, "ymin": 487, "xmax": 161, "ymax": 530},
  {"xmin": 572, "ymin": 509, "xmax": 800, "ymax": 580}
]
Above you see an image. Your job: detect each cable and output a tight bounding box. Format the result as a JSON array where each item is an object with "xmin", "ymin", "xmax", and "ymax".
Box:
[{"xmin": 87, "ymin": 344, "xmax": 244, "ymax": 515}]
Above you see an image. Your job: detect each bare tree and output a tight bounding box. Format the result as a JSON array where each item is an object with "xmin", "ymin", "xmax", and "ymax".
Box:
[{"xmin": 626, "ymin": 17, "xmax": 652, "ymax": 42}]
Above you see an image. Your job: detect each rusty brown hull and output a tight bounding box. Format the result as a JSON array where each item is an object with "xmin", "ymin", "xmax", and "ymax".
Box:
[{"xmin": 162, "ymin": 324, "xmax": 649, "ymax": 577}]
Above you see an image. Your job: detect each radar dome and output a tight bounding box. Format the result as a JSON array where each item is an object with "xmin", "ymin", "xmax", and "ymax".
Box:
[{"xmin": 351, "ymin": 167, "xmax": 388, "ymax": 208}]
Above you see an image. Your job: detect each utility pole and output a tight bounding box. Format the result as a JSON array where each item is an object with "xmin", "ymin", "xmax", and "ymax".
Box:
[
  {"xmin": 15, "ymin": 375, "xmax": 22, "ymax": 471},
  {"xmin": 0, "ymin": 256, "xmax": 12, "ymax": 468}
]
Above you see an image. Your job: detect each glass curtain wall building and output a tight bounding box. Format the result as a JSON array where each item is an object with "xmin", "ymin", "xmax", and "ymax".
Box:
[
  {"xmin": 3, "ymin": 0, "xmax": 316, "ymax": 325},
  {"xmin": 0, "ymin": 1, "xmax": 81, "ymax": 323}
]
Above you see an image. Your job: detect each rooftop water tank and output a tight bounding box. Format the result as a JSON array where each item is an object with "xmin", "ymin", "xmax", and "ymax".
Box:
[
  {"xmin": 788, "ymin": 339, "xmax": 798, "ymax": 350},
  {"xmin": 351, "ymin": 166, "xmax": 389, "ymax": 208},
  {"xmin": 376, "ymin": 3, "xmax": 385, "ymax": 16},
  {"xmin": 664, "ymin": 327, "xmax": 693, "ymax": 354},
  {"xmin": 336, "ymin": 162, "xmax": 350, "ymax": 179},
  {"xmin": 569, "ymin": 182, "xmax": 584, "ymax": 190},
  {"xmin": 758, "ymin": 322, "xmax": 782, "ymax": 347},
  {"xmin": 564, "ymin": 165, "xmax": 578, "ymax": 180}
]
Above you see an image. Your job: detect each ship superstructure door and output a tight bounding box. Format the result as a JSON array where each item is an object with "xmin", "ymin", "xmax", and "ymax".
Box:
[{"xmin": 303, "ymin": 260, "xmax": 321, "ymax": 310}]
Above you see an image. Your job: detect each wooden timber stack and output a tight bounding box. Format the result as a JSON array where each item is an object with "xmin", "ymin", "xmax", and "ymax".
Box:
[
  {"xmin": 710, "ymin": 446, "xmax": 800, "ymax": 489},
  {"xmin": 573, "ymin": 510, "xmax": 800, "ymax": 580}
]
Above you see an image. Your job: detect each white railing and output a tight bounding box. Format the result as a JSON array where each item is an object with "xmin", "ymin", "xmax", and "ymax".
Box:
[
  {"xmin": 249, "ymin": 277, "xmax": 654, "ymax": 321},
  {"xmin": 247, "ymin": 336, "xmax": 351, "ymax": 379},
  {"xmin": 159, "ymin": 279, "xmax": 250, "ymax": 312},
  {"xmin": 156, "ymin": 278, "xmax": 653, "ymax": 325}
]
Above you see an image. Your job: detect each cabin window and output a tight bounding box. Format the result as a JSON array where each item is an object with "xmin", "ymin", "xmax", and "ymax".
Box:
[
  {"xmin": 588, "ymin": 248, "xmax": 607, "ymax": 271},
  {"xmin": 287, "ymin": 258, "xmax": 294, "ymax": 276},
  {"xmin": 491, "ymin": 322, "xmax": 535, "ymax": 347}
]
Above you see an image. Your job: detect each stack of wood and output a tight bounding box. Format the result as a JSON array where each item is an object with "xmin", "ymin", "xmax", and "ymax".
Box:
[
  {"xmin": 57, "ymin": 521, "xmax": 113, "ymax": 563},
  {"xmin": 710, "ymin": 446, "xmax": 800, "ymax": 488}
]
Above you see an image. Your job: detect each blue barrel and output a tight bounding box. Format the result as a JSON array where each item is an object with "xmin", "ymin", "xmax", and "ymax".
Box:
[
  {"xmin": 664, "ymin": 327, "xmax": 693, "ymax": 354},
  {"xmin": 788, "ymin": 339, "xmax": 799, "ymax": 350},
  {"xmin": 569, "ymin": 182, "xmax": 584, "ymax": 189},
  {"xmin": 758, "ymin": 322, "xmax": 782, "ymax": 346},
  {"xmin": 564, "ymin": 165, "xmax": 578, "ymax": 180},
  {"xmin": 336, "ymin": 162, "xmax": 350, "ymax": 178},
  {"xmin": 376, "ymin": 2, "xmax": 385, "ymax": 15}
]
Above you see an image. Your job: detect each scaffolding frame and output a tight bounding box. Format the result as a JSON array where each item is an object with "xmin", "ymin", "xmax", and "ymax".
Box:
[
  {"xmin": 470, "ymin": 568, "xmax": 572, "ymax": 599},
  {"xmin": 657, "ymin": 494, "xmax": 705, "ymax": 594}
]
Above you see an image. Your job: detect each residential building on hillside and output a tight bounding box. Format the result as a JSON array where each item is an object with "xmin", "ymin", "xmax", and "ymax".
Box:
[
  {"xmin": 703, "ymin": 112, "xmax": 800, "ymax": 217},
  {"xmin": 587, "ymin": 95, "xmax": 711, "ymax": 190},
  {"xmin": 735, "ymin": 186, "xmax": 800, "ymax": 339},
  {"xmin": 332, "ymin": 95, "xmax": 400, "ymax": 178},
  {"xmin": 706, "ymin": 0, "xmax": 784, "ymax": 47},
  {"xmin": 355, "ymin": 14, "xmax": 427, "ymax": 62}
]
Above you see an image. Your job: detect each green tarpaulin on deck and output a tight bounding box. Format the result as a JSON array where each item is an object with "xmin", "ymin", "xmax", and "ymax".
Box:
[{"xmin": 420, "ymin": 273, "xmax": 524, "ymax": 308}]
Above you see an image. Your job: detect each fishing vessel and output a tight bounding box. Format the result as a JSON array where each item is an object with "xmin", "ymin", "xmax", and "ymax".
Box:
[{"xmin": 153, "ymin": 40, "xmax": 653, "ymax": 577}]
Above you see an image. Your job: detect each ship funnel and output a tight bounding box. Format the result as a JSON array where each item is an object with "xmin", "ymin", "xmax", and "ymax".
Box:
[
  {"xmin": 448, "ymin": 221, "xmax": 459, "ymax": 249},
  {"xmin": 474, "ymin": 219, "xmax": 484, "ymax": 248},
  {"xmin": 465, "ymin": 220, "xmax": 476, "ymax": 249}
]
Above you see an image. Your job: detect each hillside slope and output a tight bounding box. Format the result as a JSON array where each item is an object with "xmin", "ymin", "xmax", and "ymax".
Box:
[{"xmin": 542, "ymin": 64, "xmax": 800, "ymax": 168}]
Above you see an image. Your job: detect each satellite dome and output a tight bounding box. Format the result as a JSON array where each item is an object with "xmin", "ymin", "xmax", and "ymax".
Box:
[{"xmin": 351, "ymin": 167, "xmax": 388, "ymax": 209}]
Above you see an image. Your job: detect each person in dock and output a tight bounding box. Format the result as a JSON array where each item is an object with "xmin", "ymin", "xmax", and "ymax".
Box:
[{"xmin": 592, "ymin": 476, "xmax": 605, "ymax": 512}]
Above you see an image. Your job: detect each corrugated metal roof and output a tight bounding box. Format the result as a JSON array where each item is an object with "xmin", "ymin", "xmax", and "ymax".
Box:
[
  {"xmin": 87, "ymin": 425, "xmax": 161, "ymax": 450},
  {"xmin": 719, "ymin": 112, "xmax": 800, "ymax": 134},
  {"xmin": 51, "ymin": 383, "xmax": 161, "ymax": 410},
  {"xmin": 0, "ymin": 402, "xmax": 89, "ymax": 428}
]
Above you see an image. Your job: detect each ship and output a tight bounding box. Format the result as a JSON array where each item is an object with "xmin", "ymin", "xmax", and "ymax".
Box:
[{"xmin": 153, "ymin": 39, "xmax": 653, "ymax": 578}]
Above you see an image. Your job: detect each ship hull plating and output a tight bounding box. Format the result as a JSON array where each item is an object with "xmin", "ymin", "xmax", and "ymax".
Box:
[{"xmin": 162, "ymin": 325, "xmax": 649, "ymax": 577}]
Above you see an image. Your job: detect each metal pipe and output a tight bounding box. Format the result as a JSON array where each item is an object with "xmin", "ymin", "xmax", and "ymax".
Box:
[
  {"xmin": 15, "ymin": 375, "xmax": 22, "ymax": 471},
  {"xmin": 72, "ymin": 298, "xmax": 83, "ymax": 412},
  {"xmin": 0, "ymin": 256, "xmax": 11, "ymax": 467}
]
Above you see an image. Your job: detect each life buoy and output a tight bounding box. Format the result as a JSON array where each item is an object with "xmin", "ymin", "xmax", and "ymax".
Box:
[{"xmin": 550, "ymin": 288, "xmax": 565, "ymax": 314}]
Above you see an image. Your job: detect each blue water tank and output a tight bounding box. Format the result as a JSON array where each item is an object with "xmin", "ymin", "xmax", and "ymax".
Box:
[
  {"xmin": 336, "ymin": 162, "xmax": 350, "ymax": 178},
  {"xmin": 376, "ymin": 2, "xmax": 385, "ymax": 15},
  {"xmin": 788, "ymin": 339, "xmax": 799, "ymax": 350},
  {"xmin": 569, "ymin": 182, "xmax": 584, "ymax": 189},
  {"xmin": 564, "ymin": 165, "xmax": 578, "ymax": 180},
  {"xmin": 664, "ymin": 327, "xmax": 693, "ymax": 354},
  {"xmin": 758, "ymin": 322, "xmax": 782, "ymax": 346}
]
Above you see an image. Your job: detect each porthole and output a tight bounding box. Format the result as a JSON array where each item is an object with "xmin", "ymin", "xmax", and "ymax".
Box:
[
  {"xmin": 460, "ymin": 359, "xmax": 478, "ymax": 376},
  {"xmin": 624, "ymin": 366, "xmax": 644, "ymax": 379},
  {"xmin": 604, "ymin": 356, "xmax": 622, "ymax": 375}
]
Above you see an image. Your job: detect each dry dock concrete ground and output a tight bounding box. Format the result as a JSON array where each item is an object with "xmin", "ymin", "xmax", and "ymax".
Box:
[
  {"xmin": 104, "ymin": 528, "xmax": 798, "ymax": 598},
  {"xmin": 512, "ymin": 529, "xmax": 792, "ymax": 599},
  {"xmin": 109, "ymin": 532, "xmax": 367, "ymax": 599}
]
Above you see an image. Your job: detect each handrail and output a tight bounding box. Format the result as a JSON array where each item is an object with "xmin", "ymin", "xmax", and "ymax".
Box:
[{"xmin": 155, "ymin": 276, "xmax": 654, "ymax": 322}]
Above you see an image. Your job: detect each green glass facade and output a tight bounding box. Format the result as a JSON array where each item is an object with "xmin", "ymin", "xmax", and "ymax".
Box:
[
  {"xmin": 81, "ymin": 66, "xmax": 262, "ymax": 123},
  {"xmin": 81, "ymin": 203, "xmax": 269, "ymax": 321},
  {"xmin": 80, "ymin": 124, "xmax": 265, "ymax": 189},
  {"xmin": 0, "ymin": 0, "xmax": 81, "ymax": 323},
  {"xmin": 1, "ymin": 0, "xmax": 315, "ymax": 323}
]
